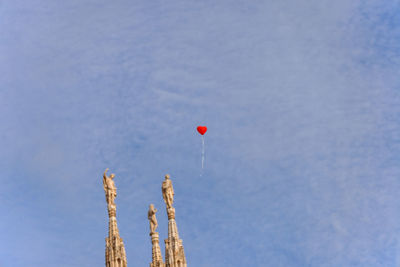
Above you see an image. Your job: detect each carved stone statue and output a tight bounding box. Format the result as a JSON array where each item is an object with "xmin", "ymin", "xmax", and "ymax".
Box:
[
  {"xmin": 162, "ymin": 174, "xmax": 174, "ymax": 209},
  {"xmin": 148, "ymin": 204, "xmax": 158, "ymax": 234},
  {"xmin": 103, "ymin": 168, "xmax": 117, "ymax": 205}
]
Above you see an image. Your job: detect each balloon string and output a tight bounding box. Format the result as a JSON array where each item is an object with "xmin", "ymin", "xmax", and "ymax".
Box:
[{"xmin": 201, "ymin": 135, "xmax": 205, "ymax": 175}]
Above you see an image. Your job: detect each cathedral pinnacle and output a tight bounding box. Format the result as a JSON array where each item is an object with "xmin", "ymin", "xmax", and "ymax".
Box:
[
  {"xmin": 103, "ymin": 169, "xmax": 128, "ymax": 267},
  {"xmin": 148, "ymin": 204, "xmax": 165, "ymax": 267},
  {"xmin": 162, "ymin": 174, "xmax": 187, "ymax": 267}
]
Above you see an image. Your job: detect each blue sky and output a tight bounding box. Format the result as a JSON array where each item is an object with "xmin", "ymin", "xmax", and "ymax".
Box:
[{"xmin": 1, "ymin": 1, "xmax": 400, "ymax": 266}]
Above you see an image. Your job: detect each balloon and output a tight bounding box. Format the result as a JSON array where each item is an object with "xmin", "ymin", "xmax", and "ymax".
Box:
[{"xmin": 197, "ymin": 126, "xmax": 207, "ymax": 135}]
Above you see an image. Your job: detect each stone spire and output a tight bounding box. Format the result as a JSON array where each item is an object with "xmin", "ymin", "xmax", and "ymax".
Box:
[
  {"xmin": 148, "ymin": 204, "xmax": 165, "ymax": 267},
  {"xmin": 103, "ymin": 169, "xmax": 128, "ymax": 267},
  {"xmin": 162, "ymin": 174, "xmax": 187, "ymax": 267}
]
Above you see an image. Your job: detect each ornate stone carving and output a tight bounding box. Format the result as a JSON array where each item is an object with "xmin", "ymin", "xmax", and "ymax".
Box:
[
  {"xmin": 102, "ymin": 168, "xmax": 127, "ymax": 267},
  {"xmin": 161, "ymin": 174, "xmax": 187, "ymax": 267},
  {"xmin": 103, "ymin": 168, "xmax": 117, "ymax": 206},
  {"xmin": 162, "ymin": 174, "xmax": 174, "ymax": 209},
  {"xmin": 167, "ymin": 207, "xmax": 175, "ymax": 220},
  {"xmin": 148, "ymin": 204, "xmax": 158, "ymax": 234}
]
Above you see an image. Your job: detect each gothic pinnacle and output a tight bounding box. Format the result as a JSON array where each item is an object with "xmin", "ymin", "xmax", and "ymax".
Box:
[{"xmin": 103, "ymin": 169, "xmax": 128, "ymax": 267}]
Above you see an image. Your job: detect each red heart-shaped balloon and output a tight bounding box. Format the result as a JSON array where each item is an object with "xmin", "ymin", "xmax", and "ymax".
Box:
[{"xmin": 197, "ymin": 126, "xmax": 207, "ymax": 135}]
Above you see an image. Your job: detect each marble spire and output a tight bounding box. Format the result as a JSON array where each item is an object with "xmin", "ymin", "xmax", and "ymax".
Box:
[
  {"xmin": 162, "ymin": 174, "xmax": 187, "ymax": 267},
  {"xmin": 103, "ymin": 169, "xmax": 128, "ymax": 267},
  {"xmin": 148, "ymin": 204, "xmax": 165, "ymax": 267}
]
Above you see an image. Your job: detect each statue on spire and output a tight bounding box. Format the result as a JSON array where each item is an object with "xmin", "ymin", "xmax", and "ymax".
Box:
[
  {"xmin": 103, "ymin": 168, "xmax": 117, "ymax": 205},
  {"xmin": 161, "ymin": 173, "xmax": 187, "ymax": 267},
  {"xmin": 148, "ymin": 204, "xmax": 158, "ymax": 234},
  {"xmin": 162, "ymin": 174, "xmax": 174, "ymax": 209},
  {"xmin": 102, "ymin": 168, "xmax": 127, "ymax": 267},
  {"xmin": 148, "ymin": 203, "xmax": 165, "ymax": 267}
]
